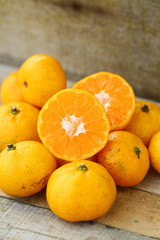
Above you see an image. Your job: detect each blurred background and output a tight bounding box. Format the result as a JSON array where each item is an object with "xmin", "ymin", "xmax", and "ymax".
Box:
[{"xmin": 0, "ymin": 0, "xmax": 159, "ymax": 101}]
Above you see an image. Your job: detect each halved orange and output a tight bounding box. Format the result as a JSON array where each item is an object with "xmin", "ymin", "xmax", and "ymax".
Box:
[
  {"xmin": 38, "ymin": 89, "xmax": 110, "ymax": 161},
  {"xmin": 73, "ymin": 72, "xmax": 135, "ymax": 131}
]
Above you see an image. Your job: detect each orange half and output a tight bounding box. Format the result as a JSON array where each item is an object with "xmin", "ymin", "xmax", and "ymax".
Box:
[
  {"xmin": 73, "ymin": 72, "xmax": 135, "ymax": 131},
  {"xmin": 38, "ymin": 89, "xmax": 110, "ymax": 161}
]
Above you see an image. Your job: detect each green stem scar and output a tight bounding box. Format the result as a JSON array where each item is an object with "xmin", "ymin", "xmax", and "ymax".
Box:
[
  {"xmin": 77, "ymin": 164, "xmax": 88, "ymax": 171},
  {"xmin": 10, "ymin": 106, "xmax": 19, "ymax": 114},
  {"xmin": 134, "ymin": 147, "xmax": 141, "ymax": 159},
  {"xmin": 7, "ymin": 144, "xmax": 16, "ymax": 151},
  {"xmin": 141, "ymin": 104, "xmax": 149, "ymax": 112}
]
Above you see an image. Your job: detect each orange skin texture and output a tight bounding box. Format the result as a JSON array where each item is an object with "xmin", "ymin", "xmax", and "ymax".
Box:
[
  {"xmin": 0, "ymin": 141, "xmax": 57, "ymax": 197},
  {"xmin": 0, "ymin": 71, "xmax": 25, "ymax": 104},
  {"xmin": 0, "ymin": 102, "xmax": 40, "ymax": 152},
  {"xmin": 47, "ymin": 160, "xmax": 116, "ymax": 222},
  {"xmin": 18, "ymin": 54, "xmax": 66, "ymax": 108},
  {"xmin": 125, "ymin": 100, "xmax": 160, "ymax": 147},
  {"xmin": 97, "ymin": 131, "xmax": 150, "ymax": 187},
  {"xmin": 56, "ymin": 155, "xmax": 97, "ymax": 167},
  {"xmin": 148, "ymin": 131, "xmax": 160, "ymax": 174}
]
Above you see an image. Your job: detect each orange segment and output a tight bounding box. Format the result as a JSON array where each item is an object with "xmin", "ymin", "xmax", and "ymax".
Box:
[
  {"xmin": 38, "ymin": 89, "xmax": 110, "ymax": 161},
  {"xmin": 73, "ymin": 72, "xmax": 135, "ymax": 131}
]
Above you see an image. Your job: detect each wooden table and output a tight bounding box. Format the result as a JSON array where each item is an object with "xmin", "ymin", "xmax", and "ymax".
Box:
[{"xmin": 0, "ymin": 64, "xmax": 160, "ymax": 240}]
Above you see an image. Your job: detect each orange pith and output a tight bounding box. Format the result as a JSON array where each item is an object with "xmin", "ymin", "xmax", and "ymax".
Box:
[
  {"xmin": 38, "ymin": 89, "xmax": 110, "ymax": 161},
  {"xmin": 73, "ymin": 72, "xmax": 135, "ymax": 131}
]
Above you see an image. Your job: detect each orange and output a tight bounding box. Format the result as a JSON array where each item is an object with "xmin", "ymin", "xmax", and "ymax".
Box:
[
  {"xmin": 73, "ymin": 72, "xmax": 135, "ymax": 131},
  {"xmin": 0, "ymin": 102, "xmax": 40, "ymax": 152},
  {"xmin": 125, "ymin": 100, "xmax": 160, "ymax": 147},
  {"xmin": 56, "ymin": 154, "xmax": 97, "ymax": 168},
  {"xmin": 38, "ymin": 89, "xmax": 110, "ymax": 161},
  {"xmin": 0, "ymin": 71, "xmax": 24, "ymax": 104},
  {"xmin": 18, "ymin": 54, "xmax": 66, "ymax": 108},
  {"xmin": 47, "ymin": 160, "xmax": 116, "ymax": 222},
  {"xmin": 0, "ymin": 141, "xmax": 57, "ymax": 197},
  {"xmin": 97, "ymin": 131, "xmax": 149, "ymax": 187},
  {"xmin": 148, "ymin": 131, "xmax": 160, "ymax": 174}
]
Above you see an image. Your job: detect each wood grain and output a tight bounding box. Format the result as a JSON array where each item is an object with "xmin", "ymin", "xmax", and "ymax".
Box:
[
  {"xmin": 135, "ymin": 167, "xmax": 160, "ymax": 196},
  {"xmin": 96, "ymin": 188, "xmax": 160, "ymax": 239},
  {"xmin": 0, "ymin": 0, "xmax": 160, "ymax": 100},
  {"xmin": 0, "ymin": 197, "xmax": 156, "ymax": 240},
  {"xmin": 1, "ymin": 178, "xmax": 160, "ymax": 239}
]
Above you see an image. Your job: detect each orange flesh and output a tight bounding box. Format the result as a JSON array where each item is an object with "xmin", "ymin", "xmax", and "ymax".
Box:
[
  {"xmin": 73, "ymin": 72, "xmax": 135, "ymax": 130},
  {"xmin": 38, "ymin": 89, "xmax": 110, "ymax": 161}
]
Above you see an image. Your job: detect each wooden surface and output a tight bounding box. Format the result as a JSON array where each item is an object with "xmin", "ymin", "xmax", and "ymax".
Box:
[
  {"xmin": 0, "ymin": 0, "xmax": 160, "ymax": 101},
  {"xmin": 1, "ymin": 169, "xmax": 160, "ymax": 240},
  {"xmin": 0, "ymin": 64, "xmax": 160, "ymax": 240},
  {"xmin": 0, "ymin": 197, "xmax": 155, "ymax": 240}
]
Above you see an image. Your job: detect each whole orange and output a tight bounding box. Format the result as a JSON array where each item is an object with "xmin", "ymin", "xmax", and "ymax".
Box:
[
  {"xmin": 125, "ymin": 100, "xmax": 160, "ymax": 147},
  {"xmin": 0, "ymin": 102, "xmax": 40, "ymax": 152},
  {"xmin": 0, "ymin": 71, "xmax": 24, "ymax": 104},
  {"xmin": 47, "ymin": 160, "xmax": 116, "ymax": 222},
  {"xmin": 0, "ymin": 141, "xmax": 57, "ymax": 197},
  {"xmin": 148, "ymin": 131, "xmax": 160, "ymax": 174},
  {"xmin": 18, "ymin": 54, "xmax": 66, "ymax": 108},
  {"xmin": 97, "ymin": 131, "xmax": 149, "ymax": 187}
]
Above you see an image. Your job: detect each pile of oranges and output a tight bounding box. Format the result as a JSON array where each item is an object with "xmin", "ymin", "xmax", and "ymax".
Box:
[{"xmin": 0, "ymin": 54, "xmax": 160, "ymax": 222}]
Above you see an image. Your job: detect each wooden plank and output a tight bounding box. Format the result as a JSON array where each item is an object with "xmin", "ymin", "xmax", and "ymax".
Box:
[
  {"xmin": 1, "ymin": 185, "xmax": 160, "ymax": 238},
  {"xmin": 0, "ymin": 197, "xmax": 156, "ymax": 240},
  {"xmin": 0, "ymin": 189, "xmax": 48, "ymax": 209},
  {"xmin": 135, "ymin": 167, "xmax": 160, "ymax": 196},
  {"xmin": 0, "ymin": 221, "xmax": 61, "ymax": 240},
  {"xmin": 96, "ymin": 188, "xmax": 160, "ymax": 239},
  {"xmin": 0, "ymin": 0, "xmax": 160, "ymax": 101}
]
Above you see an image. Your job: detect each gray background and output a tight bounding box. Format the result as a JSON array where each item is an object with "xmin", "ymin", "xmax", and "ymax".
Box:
[{"xmin": 0, "ymin": 0, "xmax": 160, "ymax": 100}]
